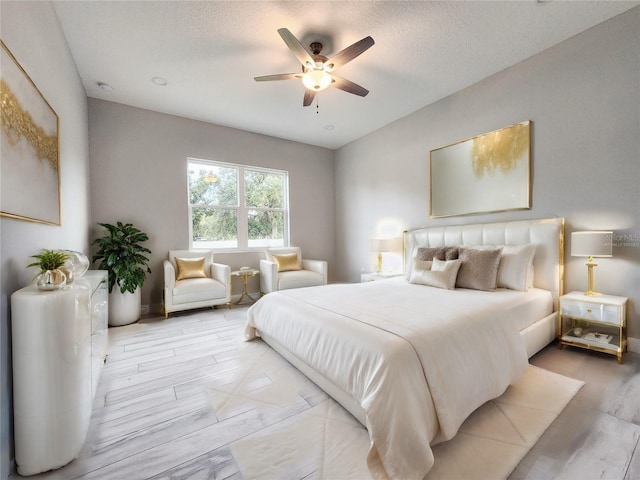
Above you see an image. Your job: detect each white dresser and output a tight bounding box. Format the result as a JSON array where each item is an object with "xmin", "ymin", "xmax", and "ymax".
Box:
[{"xmin": 11, "ymin": 270, "xmax": 108, "ymax": 476}]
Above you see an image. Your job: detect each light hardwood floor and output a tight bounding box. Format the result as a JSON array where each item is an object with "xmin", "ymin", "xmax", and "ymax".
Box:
[{"xmin": 10, "ymin": 306, "xmax": 640, "ymax": 479}]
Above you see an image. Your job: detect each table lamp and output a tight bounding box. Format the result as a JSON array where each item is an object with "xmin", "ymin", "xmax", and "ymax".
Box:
[
  {"xmin": 571, "ymin": 231, "xmax": 612, "ymax": 296},
  {"xmin": 371, "ymin": 238, "xmax": 396, "ymax": 273}
]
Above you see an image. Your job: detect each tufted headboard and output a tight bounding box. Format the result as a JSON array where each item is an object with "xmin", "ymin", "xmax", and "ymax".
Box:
[{"xmin": 404, "ymin": 218, "xmax": 565, "ymax": 309}]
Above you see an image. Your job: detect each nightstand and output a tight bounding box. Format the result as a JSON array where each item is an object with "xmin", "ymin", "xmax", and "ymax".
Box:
[
  {"xmin": 558, "ymin": 291, "xmax": 628, "ymax": 363},
  {"xmin": 361, "ymin": 272, "xmax": 404, "ymax": 283}
]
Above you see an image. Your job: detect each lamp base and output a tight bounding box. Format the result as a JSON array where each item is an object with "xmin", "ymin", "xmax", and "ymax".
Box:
[
  {"xmin": 583, "ymin": 290, "xmax": 601, "ymax": 297},
  {"xmin": 584, "ymin": 261, "xmax": 600, "ymax": 296},
  {"xmin": 376, "ymin": 252, "xmax": 382, "ymax": 273}
]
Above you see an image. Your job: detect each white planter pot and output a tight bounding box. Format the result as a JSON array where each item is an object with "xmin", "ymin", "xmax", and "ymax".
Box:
[{"xmin": 108, "ymin": 287, "xmax": 141, "ymax": 326}]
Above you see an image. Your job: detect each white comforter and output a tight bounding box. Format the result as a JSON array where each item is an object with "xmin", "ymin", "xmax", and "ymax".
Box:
[{"xmin": 245, "ymin": 279, "xmax": 529, "ymax": 479}]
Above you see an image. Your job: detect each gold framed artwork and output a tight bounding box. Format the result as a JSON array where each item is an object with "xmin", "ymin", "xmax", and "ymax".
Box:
[
  {"xmin": 430, "ymin": 121, "xmax": 531, "ymax": 218},
  {"xmin": 1, "ymin": 40, "xmax": 60, "ymax": 225}
]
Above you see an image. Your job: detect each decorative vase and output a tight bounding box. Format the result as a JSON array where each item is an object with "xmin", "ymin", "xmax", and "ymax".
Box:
[
  {"xmin": 59, "ymin": 266, "xmax": 74, "ymax": 284},
  {"xmin": 108, "ymin": 287, "xmax": 141, "ymax": 326},
  {"xmin": 36, "ymin": 269, "xmax": 67, "ymax": 291},
  {"xmin": 60, "ymin": 250, "xmax": 90, "ymax": 284}
]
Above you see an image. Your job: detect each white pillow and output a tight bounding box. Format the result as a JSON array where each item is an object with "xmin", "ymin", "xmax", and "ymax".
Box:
[
  {"xmin": 497, "ymin": 244, "xmax": 536, "ymax": 291},
  {"xmin": 406, "ymin": 246, "xmax": 436, "ymax": 280},
  {"xmin": 409, "ymin": 258, "xmax": 461, "ymax": 290},
  {"xmin": 413, "ymin": 259, "xmax": 433, "ymax": 272}
]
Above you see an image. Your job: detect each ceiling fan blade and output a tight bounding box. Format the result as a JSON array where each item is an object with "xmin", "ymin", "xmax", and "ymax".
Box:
[
  {"xmin": 254, "ymin": 73, "xmax": 301, "ymax": 82},
  {"xmin": 330, "ymin": 76, "xmax": 369, "ymax": 97},
  {"xmin": 303, "ymin": 90, "xmax": 316, "ymax": 107},
  {"xmin": 278, "ymin": 28, "xmax": 316, "ymax": 70},
  {"xmin": 324, "ymin": 36, "xmax": 374, "ymax": 72}
]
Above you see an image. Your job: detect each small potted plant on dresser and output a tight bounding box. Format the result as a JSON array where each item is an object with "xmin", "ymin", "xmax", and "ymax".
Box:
[
  {"xmin": 27, "ymin": 249, "xmax": 70, "ymax": 290},
  {"xmin": 91, "ymin": 222, "xmax": 151, "ymax": 326}
]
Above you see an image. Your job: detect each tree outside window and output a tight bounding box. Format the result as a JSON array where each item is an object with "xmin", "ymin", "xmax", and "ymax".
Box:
[{"xmin": 188, "ymin": 159, "xmax": 289, "ymax": 249}]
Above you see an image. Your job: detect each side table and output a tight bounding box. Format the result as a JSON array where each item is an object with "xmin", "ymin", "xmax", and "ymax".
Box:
[
  {"xmin": 231, "ymin": 268, "xmax": 260, "ymax": 305},
  {"xmin": 558, "ymin": 291, "xmax": 628, "ymax": 363}
]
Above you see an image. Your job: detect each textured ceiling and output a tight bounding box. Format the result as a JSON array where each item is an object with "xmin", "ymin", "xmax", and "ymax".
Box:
[{"xmin": 53, "ymin": 1, "xmax": 638, "ymax": 149}]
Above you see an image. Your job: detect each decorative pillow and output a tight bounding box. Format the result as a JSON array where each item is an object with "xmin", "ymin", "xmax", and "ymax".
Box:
[
  {"xmin": 497, "ymin": 244, "xmax": 536, "ymax": 291},
  {"xmin": 527, "ymin": 266, "xmax": 535, "ymax": 289},
  {"xmin": 416, "ymin": 246, "xmax": 459, "ymax": 261},
  {"xmin": 272, "ymin": 253, "xmax": 301, "ymax": 272},
  {"xmin": 410, "ymin": 258, "xmax": 461, "ymax": 290},
  {"xmin": 175, "ymin": 257, "xmax": 207, "ymax": 281},
  {"xmin": 455, "ymin": 248, "xmax": 502, "ymax": 291},
  {"xmin": 413, "ymin": 259, "xmax": 433, "ymax": 272}
]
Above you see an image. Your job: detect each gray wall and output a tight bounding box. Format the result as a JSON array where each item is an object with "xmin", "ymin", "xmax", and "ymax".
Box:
[
  {"xmin": 88, "ymin": 99, "xmax": 336, "ymax": 311},
  {"xmin": 0, "ymin": 2, "xmax": 91, "ymax": 477},
  {"xmin": 335, "ymin": 8, "xmax": 640, "ymax": 341}
]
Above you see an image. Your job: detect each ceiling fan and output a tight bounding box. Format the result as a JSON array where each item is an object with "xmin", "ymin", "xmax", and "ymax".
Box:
[{"xmin": 254, "ymin": 28, "xmax": 375, "ymax": 107}]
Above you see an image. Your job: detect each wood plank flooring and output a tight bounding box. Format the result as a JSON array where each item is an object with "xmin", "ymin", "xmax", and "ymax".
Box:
[
  {"xmin": 513, "ymin": 340, "xmax": 640, "ymax": 479},
  {"xmin": 10, "ymin": 306, "xmax": 640, "ymax": 479}
]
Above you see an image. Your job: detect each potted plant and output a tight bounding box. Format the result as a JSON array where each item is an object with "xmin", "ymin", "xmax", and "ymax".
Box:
[
  {"xmin": 27, "ymin": 249, "xmax": 70, "ymax": 290},
  {"xmin": 91, "ymin": 222, "xmax": 151, "ymax": 326}
]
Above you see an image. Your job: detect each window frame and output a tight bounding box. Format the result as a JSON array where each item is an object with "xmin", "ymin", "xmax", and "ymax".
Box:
[{"xmin": 187, "ymin": 158, "xmax": 290, "ymax": 251}]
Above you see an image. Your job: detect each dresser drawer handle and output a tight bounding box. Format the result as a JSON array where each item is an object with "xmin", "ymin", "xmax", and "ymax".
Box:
[{"xmin": 587, "ymin": 308, "xmax": 592, "ymax": 313}]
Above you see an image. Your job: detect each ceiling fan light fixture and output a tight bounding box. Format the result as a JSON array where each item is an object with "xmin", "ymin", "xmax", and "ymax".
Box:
[
  {"xmin": 302, "ymin": 69, "xmax": 332, "ymax": 91},
  {"xmin": 255, "ymin": 28, "xmax": 374, "ymax": 105}
]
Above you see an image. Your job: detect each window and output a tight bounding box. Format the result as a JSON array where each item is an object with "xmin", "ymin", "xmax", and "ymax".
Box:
[{"xmin": 187, "ymin": 159, "xmax": 289, "ymax": 250}]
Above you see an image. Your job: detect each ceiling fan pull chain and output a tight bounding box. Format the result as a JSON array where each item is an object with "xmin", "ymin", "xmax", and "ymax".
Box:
[{"xmin": 316, "ymin": 96, "xmax": 319, "ymax": 114}]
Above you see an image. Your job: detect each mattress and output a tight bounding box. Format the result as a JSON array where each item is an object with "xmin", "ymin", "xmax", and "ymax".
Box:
[
  {"xmin": 245, "ymin": 280, "xmax": 548, "ymax": 479},
  {"xmin": 383, "ymin": 276, "xmax": 553, "ymax": 332}
]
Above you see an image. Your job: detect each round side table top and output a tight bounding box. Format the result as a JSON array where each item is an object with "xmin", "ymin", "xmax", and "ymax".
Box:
[{"xmin": 231, "ymin": 269, "xmax": 259, "ymax": 277}]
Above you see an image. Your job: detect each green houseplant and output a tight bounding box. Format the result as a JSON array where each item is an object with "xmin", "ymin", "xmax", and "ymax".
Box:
[
  {"xmin": 91, "ymin": 222, "xmax": 151, "ymax": 326},
  {"xmin": 27, "ymin": 249, "xmax": 70, "ymax": 290},
  {"xmin": 28, "ymin": 249, "xmax": 69, "ymax": 272}
]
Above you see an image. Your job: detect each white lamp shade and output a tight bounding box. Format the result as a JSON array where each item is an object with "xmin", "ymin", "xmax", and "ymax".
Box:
[
  {"xmin": 371, "ymin": 237, "xmax": 400, "ymax": 253},
  {"xmin": 571, "ymin": 231, "xmax": 613, "ymax": 258}
]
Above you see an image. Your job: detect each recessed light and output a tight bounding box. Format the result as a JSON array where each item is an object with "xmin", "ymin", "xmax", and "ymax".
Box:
[
  {"xmin": 151, "ymin": 76, "xmax": 167, "ymax": 86},
  {"xmin": 324, "ymin": 124, "xmax": 335, "ymax": 131},
  {"xmin": 97, "ymin": 82, "xmax": 113, "ymax": 91}
]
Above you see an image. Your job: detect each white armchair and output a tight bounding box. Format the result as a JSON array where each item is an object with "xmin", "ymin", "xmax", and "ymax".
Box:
[
  {"xmin": 260, "ymin": 247, "xmax": 328, "ymax": 294},
  {"xmin": 163, "ymin": 250, "xmax": 231, "ymax": 318}
]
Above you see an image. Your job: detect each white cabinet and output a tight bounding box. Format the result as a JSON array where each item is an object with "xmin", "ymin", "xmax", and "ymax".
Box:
[
  {"xmin": 89, "ymin": 272, "xmax": 108, "ymax": 397},
  {"xmin": 11, "ymin": 270, "xmax": 108, "ymax": 476}
]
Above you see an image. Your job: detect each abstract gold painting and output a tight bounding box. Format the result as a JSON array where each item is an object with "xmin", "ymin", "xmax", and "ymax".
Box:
[
  {"xmin": 430, "ymin": 121, "xmax": 531, "ymax": 218},
  {"xmin": 1, "ymin": 40, "xmax": 60, "ymax": 225}
]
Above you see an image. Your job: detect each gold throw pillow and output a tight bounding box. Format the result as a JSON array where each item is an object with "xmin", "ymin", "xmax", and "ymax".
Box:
[
  {"xmin": 176, "ymin": 257, "xmax": 207, "ymax": 280},
  {"xmin": 272, "ymin": 253, "xmax": 301, "ymax": 272}
]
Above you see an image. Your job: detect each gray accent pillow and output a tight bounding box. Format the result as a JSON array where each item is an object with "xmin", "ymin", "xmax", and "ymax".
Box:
[
  {"xmin": 416, "ymin": 246, "xmax": 459, "ymax": 261},
  {"xmin": 456, "ymin": 247, "xmax": 502, "ymax": 291}
]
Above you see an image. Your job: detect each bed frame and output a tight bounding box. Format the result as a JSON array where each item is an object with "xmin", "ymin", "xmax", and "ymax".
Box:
[
  {"xmin": 261, "ymin": 217, "xmax": 565, "ymax": 426},
  {"xmin": 404, "ymin": 217, "xmax": 565, "ymax": 358}
]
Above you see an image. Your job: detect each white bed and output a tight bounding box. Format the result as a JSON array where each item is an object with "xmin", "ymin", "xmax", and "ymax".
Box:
[{"xmin": 245, "ymin": 218, "xmax": 564, "ymax": 480}]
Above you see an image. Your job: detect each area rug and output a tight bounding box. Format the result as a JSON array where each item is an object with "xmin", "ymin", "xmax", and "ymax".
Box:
[{"xmin": 213, "ymin": 340, "xmax": 583, "ymax": 479}]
